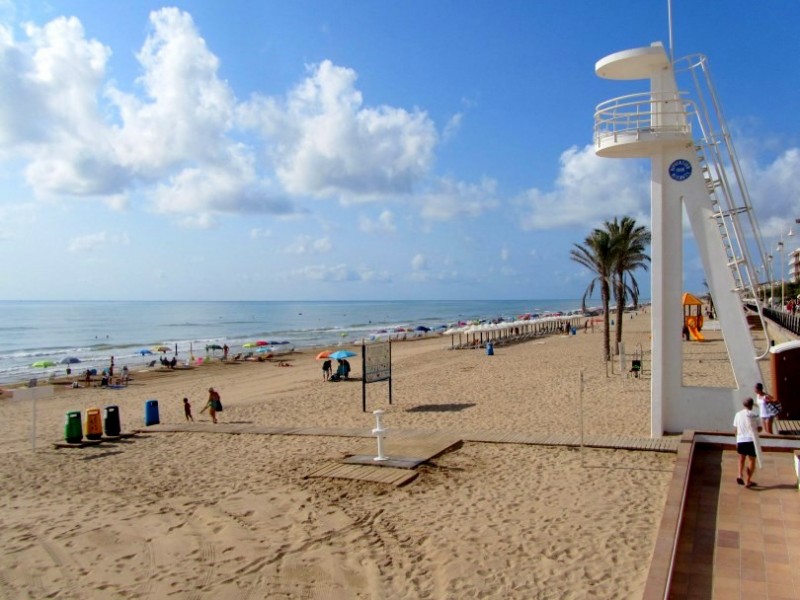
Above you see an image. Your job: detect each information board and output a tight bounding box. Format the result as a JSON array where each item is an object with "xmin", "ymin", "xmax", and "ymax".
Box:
[{"xmin": 364, "ymin": 342, "xmax": 391, "ymax": 383}]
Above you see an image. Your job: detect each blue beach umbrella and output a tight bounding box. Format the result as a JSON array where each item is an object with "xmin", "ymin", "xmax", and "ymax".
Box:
[
  {"xmin": 60, "ymin": 357, "xmax": 82, "ymax": 365},
  {"xmin": 138, "ymin": 349, "xmax": 154, "ymax": 356},
  {"xmin": 329, "ymin": 350, "xmax": 356, "ymax": 360}
]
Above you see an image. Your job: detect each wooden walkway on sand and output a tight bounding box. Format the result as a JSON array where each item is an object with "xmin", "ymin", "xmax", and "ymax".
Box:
[
  {"xmin": 138, "ymin": 422, "xmax": 680, "ymax": 453},
  {"xmin": 139, "ymin": 423, "xmax": 679, "ymax": 486}
]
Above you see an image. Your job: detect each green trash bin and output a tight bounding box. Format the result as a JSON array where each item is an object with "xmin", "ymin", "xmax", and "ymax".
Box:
[{"xmin": 65, "ymin": 411, "xmax": 83, "ymax": 444}]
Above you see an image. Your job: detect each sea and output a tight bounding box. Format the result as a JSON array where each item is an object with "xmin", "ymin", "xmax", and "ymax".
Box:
[{"xmin": 0, "ymin": 299, "xmax": 585, "ymax": 385}]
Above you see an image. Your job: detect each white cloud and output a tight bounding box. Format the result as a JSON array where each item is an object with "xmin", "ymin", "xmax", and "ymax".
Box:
[
  {"xmin": 418, "ymin": 176, "xmax": 499, "ymax": 221},
  {"xmin": 500, "ymin": 246, "xmax": 510, "ymax": 261},
  {"xmin": 741, "ymin": 147, "xmax": 800, "ymax": 230},
  {"xmin": 0, "ymin": 8, "xmax": 296, "ymax": 220},
  {"xmin": 285, "ymin": 235, "xmax": 332, "ymax": 254},
  {"xmin": 250, "ymin": 227, "xmax": 272, "ymax": 239},
  {"xmin": 239, "ymin": 60, "xmax": 438, "ymax": 202},
  {"xmin": 442, "ymin": 112, "xmax": 463, "ymax": 141},
  {"xmin": 359, "ymin": 209, "xmax": 396, "ymax": 233},
  {"xmin": 68, "ymin": 231, "xmax": 129, "ymax": 252},
  {"xmin": 411, "ymin": 253, "xmax": 427, "ymax": 271},
  {"xmin": 517, "ymin": 145, "xmax": 649, "ymax": 230},
  {"xmin": 290, "ymin": 263, "xmax": 360, "ymax": 282}
]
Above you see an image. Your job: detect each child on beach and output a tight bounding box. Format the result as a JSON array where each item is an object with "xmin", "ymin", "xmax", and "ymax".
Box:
[
  {"xmin": 183, "ymin": 397, "xmax": 194, "ymax": 422},
  {"xmin": 322, "ymin": 359, "xmax": 332, "ymax": 380}
]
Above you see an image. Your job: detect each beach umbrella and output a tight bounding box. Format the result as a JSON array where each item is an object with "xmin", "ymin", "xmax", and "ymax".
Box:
[
  {"xmin": 60, "ymin": 357, "xmax": 81, "ymax": 365},
  {"xmin": 415, "ymin": 325, "xmax": 431, "ymax": 332},
  {"xmin": 206, "ymin": 344, "xmax": 223, "ymax": 352},
  {"xmin": 316, "ymin": 350, "xmax": 332, "ymax": 360},
  {"xmin": 255, "ymin": 340, "xmax": 269, "ymax": 346},
  {"xmin": 32, "ymin": 360, "xmax": 56, "ymax": 368},
  {"xmin": 243, "ymin": 342, "xmax": 257, "ymax": 348},
  {"xmin": 153, "ymin": 345, "xmax": 171, "ymax": 353},
  {"xmin": 256, "ymin": 347, "xmax": 273, "ymax": 355},
  {"xmin": 138, "ymin": 349, "xmax": 154, "ymax": 356},
  {"xmin": 329, "ymin": 350, "xmax": 356, "ymax": 360}
]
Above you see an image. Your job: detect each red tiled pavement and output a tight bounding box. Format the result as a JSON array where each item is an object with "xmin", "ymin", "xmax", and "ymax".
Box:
[{"xmin": 669, "ymin": 448, "xmax": 800, "ymax": 600}]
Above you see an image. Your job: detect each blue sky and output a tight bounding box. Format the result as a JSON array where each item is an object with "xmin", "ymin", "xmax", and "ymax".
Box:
[{"xmin": 1, "ymin": 1, "xmax": 799, "ymax": 301}]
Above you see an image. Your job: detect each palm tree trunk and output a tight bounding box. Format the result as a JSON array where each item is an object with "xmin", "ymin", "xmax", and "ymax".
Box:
[
  {"xmin": 615, "ymin": 277, "xmax": 625, "ymax": 354},
  {"xmin": 601, "ymin": 282, "xmax": 611, "ymax": 362}
]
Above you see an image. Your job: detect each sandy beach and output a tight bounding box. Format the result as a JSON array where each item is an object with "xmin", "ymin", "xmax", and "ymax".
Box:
[{"xmin": 0, "ymin": 311, "xmax": 756, "ymax": 599}]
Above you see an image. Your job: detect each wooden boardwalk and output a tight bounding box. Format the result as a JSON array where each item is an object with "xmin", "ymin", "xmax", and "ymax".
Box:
[
  {"xmin": 138, "ymin": 423, "xmax": 679, "ymax": 485},
  {"xmin": 305, "ymin": 462, "xmax": 418, "ymax": 487},
  {"xmin": 777, "ymin": 418, "xmax": 800, "ymax": 435},
  {"xmin": 139, "ymin": 423, "xmax": 680, "ymax": 452}
]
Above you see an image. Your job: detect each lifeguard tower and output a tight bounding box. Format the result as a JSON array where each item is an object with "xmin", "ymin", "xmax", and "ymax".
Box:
[{"xmin": 594, "ymin": 43, "xmax": 770, "ymax": 435}]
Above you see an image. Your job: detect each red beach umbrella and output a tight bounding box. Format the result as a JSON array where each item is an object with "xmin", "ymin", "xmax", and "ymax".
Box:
[{"xmin": 316, "ymin": 351, "xmax": 332, "ymax": 360}]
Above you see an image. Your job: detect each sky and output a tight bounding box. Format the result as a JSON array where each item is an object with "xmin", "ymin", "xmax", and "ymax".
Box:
[{"xmin": 1, "ymin": 1, "xmax": 800, "ymax": 301}]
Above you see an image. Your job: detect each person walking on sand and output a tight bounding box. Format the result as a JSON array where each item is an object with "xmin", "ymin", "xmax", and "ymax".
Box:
[
  {"xmin": 200, "ymin": 396, "xmax": 217, "ymax": 424},
  {"xmin": 183, "ymin": 397, "xmax": 194, "ymax": 422},
  {"xmin": 754, "ymin": 382, "xmax": 780, "ymax": 434},
  {"xmin": 733, "ymin": 397, "xmax": 761, "ymax": 488}
]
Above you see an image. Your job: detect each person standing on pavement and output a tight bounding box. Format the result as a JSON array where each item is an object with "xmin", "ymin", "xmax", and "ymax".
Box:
[{"xmin": 733, "ymin": 397, "xmax": 761, "ymax": 488}]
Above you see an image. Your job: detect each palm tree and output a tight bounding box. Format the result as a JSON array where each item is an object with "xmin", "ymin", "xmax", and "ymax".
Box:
[
  {"xmin": 571, "ymin": 229, "xmax": 615, "ymax": 361},
  {"xmin": 606, "ymin": 217, "xmax": 651, "ymax": 351}
]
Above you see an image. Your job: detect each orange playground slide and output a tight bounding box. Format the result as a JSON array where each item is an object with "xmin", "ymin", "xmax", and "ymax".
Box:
[{"xmin": 686, "ymin": 316, "xmax": 705, "ymax": 341}]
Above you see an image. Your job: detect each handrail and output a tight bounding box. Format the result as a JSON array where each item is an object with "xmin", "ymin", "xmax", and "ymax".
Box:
[{"xmin": 594, "ymin": 92, "xmax": 694, "ymax": 145}]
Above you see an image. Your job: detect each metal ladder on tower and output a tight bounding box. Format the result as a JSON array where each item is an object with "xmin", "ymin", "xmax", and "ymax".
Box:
[{"xmin": 673, "ymin": 54, "xmax": 772, "ymax": 340}]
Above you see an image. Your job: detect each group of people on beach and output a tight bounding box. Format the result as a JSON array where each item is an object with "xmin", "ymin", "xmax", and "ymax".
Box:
[
  {"xmin": 733, "ymin": 382, "xmax": 782, "ymax": 488},
  {"xmin": 322, "ymin": 359, "xmax": 350, "ymax": 381}
]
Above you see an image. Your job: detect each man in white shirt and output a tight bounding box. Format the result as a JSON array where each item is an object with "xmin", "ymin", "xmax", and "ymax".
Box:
[{"xmin": 733, "ymin": 397, "xmax": 761, "ymax": 488}]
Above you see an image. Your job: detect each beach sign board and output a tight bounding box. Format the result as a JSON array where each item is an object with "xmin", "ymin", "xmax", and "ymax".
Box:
[
  {"xmin": 364, "ymin": 341, "xmax": 391, "ymax": 383},
  {"xmin": 362, "ymin": 341, "xmax": 392, "ymax": 412}
]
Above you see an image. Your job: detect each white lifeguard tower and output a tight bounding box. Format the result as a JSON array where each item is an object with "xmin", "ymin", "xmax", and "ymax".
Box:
[{"xmin": 593, "ymin": 43, "xmax": 770, "ymax": 436}]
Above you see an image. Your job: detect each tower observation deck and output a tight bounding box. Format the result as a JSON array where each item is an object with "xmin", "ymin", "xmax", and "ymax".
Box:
[{"xmin": 593, "ymin": 42, "xmax": 770, "ymax": 435}]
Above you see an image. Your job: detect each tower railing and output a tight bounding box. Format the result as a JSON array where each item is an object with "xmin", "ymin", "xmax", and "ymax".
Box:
[
  {"xmin": 593, "ymin": 55, "xmax": 772, "ymax": 353},
  {"xmin": 594, "ymin": 91, "xmax": 692, "ymax": 149}
]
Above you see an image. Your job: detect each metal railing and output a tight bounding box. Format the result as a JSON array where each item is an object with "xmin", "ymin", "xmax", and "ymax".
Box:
[
  {"xmin": 593, "ymin": 91, "xmax": 692, "ymax": 147},
  {"xmin": 759, "ymin": 306, "xmax": 800, "ymax": 338}
]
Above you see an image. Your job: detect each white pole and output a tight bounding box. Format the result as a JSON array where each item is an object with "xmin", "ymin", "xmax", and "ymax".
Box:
[
  {"xmin": 372, "ymin": 409, "xmax": 388, "ymax": 461},
  {"xmin": 32, "ymin": 395, "xmax": 36, "ymax": 452},
  {"xmin": 579, "ymin": 370, "xmax": 585, "ymax": 450},
  {"xmin": 667, "ymin": 0, "xmax": 675, "ymax": 64}
]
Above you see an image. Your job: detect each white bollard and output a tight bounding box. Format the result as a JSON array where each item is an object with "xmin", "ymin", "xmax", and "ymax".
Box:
[{"xmin": 372, "ymin": 409, "xmax": 388, "ymax": 461}]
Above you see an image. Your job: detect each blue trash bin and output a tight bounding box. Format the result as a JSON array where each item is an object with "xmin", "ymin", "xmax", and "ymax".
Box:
[
  {"xmin": 144, "ymin": 399, "xmax": 160, "ymax": 426},
  {"xmin": 486, "ymin": 342, "xmax": 494, "ymax": 356}
]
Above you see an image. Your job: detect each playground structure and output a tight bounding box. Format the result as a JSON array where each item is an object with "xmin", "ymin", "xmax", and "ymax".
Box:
[
  {"xmin": 594, "ymin": 42, "xmax": 769, "ymax": 435},
  {"xmin": 682, "ymin": 292, "xmax": 705, "ymax": 341}
]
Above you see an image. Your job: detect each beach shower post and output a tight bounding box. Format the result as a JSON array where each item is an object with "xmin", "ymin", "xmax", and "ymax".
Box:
[{"xmin": 372, "ymin": 409, "xmax": 388, "ymax": 461}]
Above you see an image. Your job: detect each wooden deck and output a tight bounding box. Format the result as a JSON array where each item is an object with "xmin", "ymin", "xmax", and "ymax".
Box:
[
  {"xmin": 138, "ymin": 422, "xmax": 680, "ymax": 452},
  {"xmin": 136, "ymin": 423, "xmax": 680, "ymax": 485},
  {"xmin": 777, "ymin": 418, "xmax": 800, "ymax": 435},
  {"xmin": 305, "ymin": 463, "xmax": 418, "ymax": 487}
]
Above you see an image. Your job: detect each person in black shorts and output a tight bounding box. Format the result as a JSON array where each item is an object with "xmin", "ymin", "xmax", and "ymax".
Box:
[{"xmin": 733, "ymin": 397, "xmax": 761, "ymax": 488}]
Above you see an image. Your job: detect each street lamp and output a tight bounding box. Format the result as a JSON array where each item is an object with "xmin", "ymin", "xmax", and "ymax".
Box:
[
  {"xmin": 776, "ymin": 226, "xmax": 796, "ymax": 310},
  {"xmin": 777, "ymin": 239, "xmax": 786, "ymax": 309},
  {"xmin": 767, "ymin": 254, "xmax": 774, "ymax": 307}
]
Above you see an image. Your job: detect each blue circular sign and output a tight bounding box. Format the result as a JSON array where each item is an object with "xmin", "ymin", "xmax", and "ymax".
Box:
[{"xmin": 669, "ymin": 159, "xmax": 692, "ymax": 181}]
